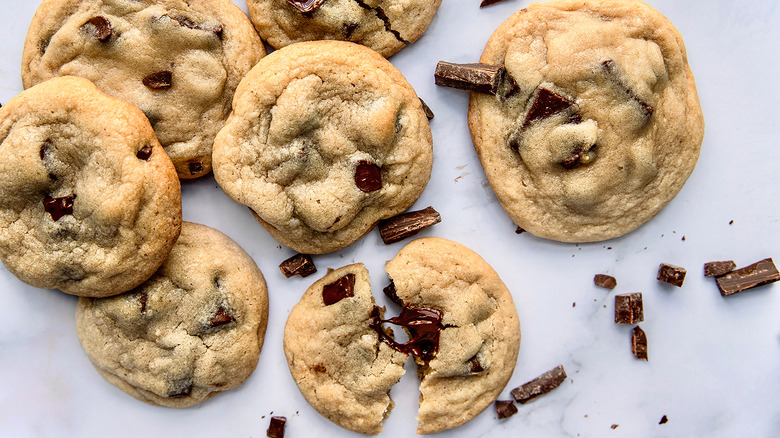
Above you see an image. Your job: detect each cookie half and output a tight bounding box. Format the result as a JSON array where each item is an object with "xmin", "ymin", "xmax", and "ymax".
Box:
[
  {"xmin": 247, "ymin": 0, "xmax": 441, "ymax": 57},
  {"xmin": 22, "ymin": 0, "xmax": 266, "ymax": 178},
  {"xmin": 0, "ymin": 76, "xmax": 181, "ymax": 297},
  {"xmin": 75, "ymin": 222, "xmax": 269, "ymax": 408},
  {"xmin": 213, "ymin": 41, "xmax": 433, "ymax": 254},
  {"xmin": 468, "ymin": 0, "xmax": 705, "ymax": 242}
]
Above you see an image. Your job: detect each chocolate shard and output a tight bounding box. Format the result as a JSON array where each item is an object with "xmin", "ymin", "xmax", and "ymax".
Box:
[
  {"xmin": 143, "ymin": 71, "xmax": 172, "ymax": 90},
  {"xmin": 657, "ymin": 263, "xmax": 686, "ymax": 287},
  {"xmin": 83, "ymin": 16, "xmax": 112, "ymax": 42},
  {"xmin": 285, "ymin": 0, "xmax": 326, "ymax": 13},
  {"xmin": 511, "ymin": 365, "xmax": 567, "ymax": 404},
  {"xmin": 631, "ymin": 326, "xmax": 648, "ymax": 361},
  {"xmin": 383, "ymin": 281, "xmax": 404, "ymax": 307},
  {"xmin": 354, "ymin": 160, "xmax": 382, "ymax": 192},
  {"xmin": 136, "ymin": 145, "xmax": 153, "ymax": 161},
  {"xmin": 322, "ymin": 274, "xmax": 356, "ymax": 306},
  {"xmin": 468, "ymin": 356, "xmax": 484, "ymax": 373},
  {"xmin": 378, "ymin": 206, "xmax": 441, "ymax": 244},
  {"xmin": 434, "ymin": 61, "xmax": 505, "ymax": 95},
  {"xmin": 43, "ymin": 194, "xmax": 76, "ymax": 221},
  {"xmin": 419, "ymin": 98, "xmax": 435, "ymax": 120},
  {"xmin": 279, "ymin": 254, "xmax": 317, "ymax": 278},
  {"xmin": 522, "ymin": 88, "xmax": 574, "ymax": 129},
  {"xmin": 594, "ymin": 274, "xmax": 617, "ymax": 289},
  {"xmin": 495, "ymin": 400, "xmax": 518, "ymax": 419},
  {"xmin": 188, "ymin": 161, "xmax": 204, "ymax": 175},
  {"xmin": 267, "ymin": 416, "xmax": 287, "ymax": 438},
  {"xmin": 715, "ymin": 258, "xmax": 780, "ymax": 296},
  {"xmin": 704, "ymin": 260, "xmax": 736, "ymax": 277},
  {"xmin": 170, "ymin": 15, "xmax": 223, "ymax": 37},
  {"xmin": 614, "ymin": 293, "xmax": 643, "ymax": 324},
  {"xmin": 481, "ymin": 0, "xmax": 509, "ymax": 7},
  {"xmin": 210, "ymin": 306, "xmax": 235, "ymax": 327},
  {"xmin": 371, "ymin": 306, "xmax": 444, "ymax": 363}
]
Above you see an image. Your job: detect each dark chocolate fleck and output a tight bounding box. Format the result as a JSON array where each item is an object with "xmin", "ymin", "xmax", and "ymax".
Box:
[
  {"xmin": 371, "ymin": 305, "xmax": 445, "ymax": 363},
  {"xmin": 43, "ymin": 194, "xmax": 76, "ymax": 221},
  {"xmin": 611, "ymin": 424, "xmax": 619, "ymax": 430},
  {"xmin": 631, "ymin": 326, "xmax": 648, "ymax": 361},
  {"xmin": 715, "ymin": 258, "xmax": 780, "ymax": 296},
  {"xmin": 657, "ymin": 263, "xmax": 686, "ymax": 287},
  {"xmin": 704, "ymin": 260, "xmax": 736, "ymax": 277},
  {"xmin": 659, "ymin": 415, "xmax": 668, "ymax": 424},
  {"xmin": 169, "ymin": 15, "xmax": 224, "ymax": 37},
  {"xmin": 614, "ymin": 293, "xmax": 643, "ymax": 324},
  {"xmin": 522, "ymin": 88, "xmax": 574, "ymax": 129},
  {"xmin": 322, "ymin": 274, "xmax": 356, "ymax": 306},
  {"xmin": 342, "ymin": 22, "xmax": 359, "ymax": 39},
  {"xmin": 496, "ymin": 400, "xmax": 518, "ymax": 419},
  {"xmin": 188, "ymin": 161, "xmax": 204, "ymax": 175},
  {"xmin": 143, "ymin": 71, "xmax": 173, "ymax": 90},
  {"xmin": 511, "ymin": 365, "xmax": 567, "ymax": 404},
  {"xmin": 136, "ymin": 145, "xmax": 153, "ymax": 161},
  {"xmin": 378, "ymin": 206, "xmax": 441, "ymax": 244},
  {"xmin": 279, "ymin": 254, "xmax": 317, "ymax": 278},
  {"xmin": 267, "ymin": 416, "xmax": 287, "ymax": 438},
  {"xmin": 210, "ymin": 307, "xmax": 234, "ymax": 327},
  {"xmin": 594, "ymin": 274, "xmax": 617, "ymax": 289},
  {"xmin": 434, "ymin": 61, "xmax": 505, "ymax": 95},
  {"xmin": 83, "ymin": 16, "xmax": 113, "ymax": 42},
  {"xmin": 354, "ymin": 160, "xmax": 382, "ymax": 192},
  {"xmin": 138, "ymin": 293, "xmax": 148, "ymax": 313}
]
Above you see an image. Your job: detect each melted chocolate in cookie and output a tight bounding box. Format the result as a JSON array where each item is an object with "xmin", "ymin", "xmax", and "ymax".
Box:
[{"xmin": 370, "ymin": 305, "xmax": 444, "ymax": 363}]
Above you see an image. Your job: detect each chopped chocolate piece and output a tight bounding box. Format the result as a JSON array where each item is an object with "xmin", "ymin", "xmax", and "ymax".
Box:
[
  {"xmin": 169, "ymin": 15, "xmax": 223, "ymax": 37},
  {"xmin": 631, "ymin": 326, "xmax": 648, "ymax": 361},
  {"xmin": 716, "ymin": 258, "xmax": 780, "ymax": 296},
  {"xmin": 704, "ymin": 260, "xmax": 736, "ymax": 277},
  {"xmin": 354, "ymin": 160, "xmax": 382, "ymax": 192},
  {"xmin": 136, "ymin": 145, "xmax": 153, "ymax": 161},
  {"xmin": 285, "ymin": 0, "xmax": 327, "ymax": 13},
  {"xmin": 142, "ymin": 71, "xmax": 173, "ymax": 90},
  {"xmin": 659, "ymin": 415, "xmax": 668, "ymax": 424},
  {"xmin": 468, "ymin": 356, "xmax": 484, "ymax": 373},
  {"xmin": 515, "ymin": 226, "xmax": 525, "ymax": 234},
  {"xmin": 138, "ymin": 293, "xmax": 148, "ymax": 313},
  {"xmin": 522, "ymin": 88, "xmax": 574, "ymax": 129},
  {"xmin": 267, "ymin": 416, "xmax": 287, "ymax": 438},
  {"xmin": 371, "ymin": 305, "xmax": 444, "ymax": 363},
  {"xmin": 502, "ymin": 73, "xmax": 522, "ymax": 99},
  {"xmin": 279, "ymin": 254, "xmax": 317, "ymax": 278},
  {"xmin": 43, "ymin": 194, "xmax": 76, "ymax": 221},
  {"xmin": 614, "ymin": 293, "xmax": 643, "ymax": 324},
  {"xmin": 657, "ymin": 263, "xmax": 686, "ymax": 287},
  {"xmin": 434, "ymin": 61, "xmax": 505, "ymax": 95},
  {"xmin": 383, "ymin": 281, "xmax": 404, "ymax": 307},
  {"xmin": 481, "ymin": 0, "xmax": 508, "ymax": 7},
  {"xmin": 342, "ymin": 22, "xmax": 359, "ymax": 38},
  {"xmin": 495, "ymin": 400, "xmax": 517, "ymax": 419},
  {"xmin": 510, "ymin": 365, "xmax": 567, "ymax": 404},
  {"xmin": 188, "ymin": 161, "xmax": 204, "ymax": 175},
  {"xmin": 378, "ymin": 206, "xmax": 441, "ymax": 244},
  {"xmin": 210, "ymin": 307, "xmax": 235, "ymax": 327},
  {"xmin": 83, "ymin": 16, "xmax": 112, "ymax": 42},
  {"xmin": 322, "ymin": 274, "xmax": 356, "ymax": 305},
  {"xmin": 419, "ymin": 98, "xmax": 434, "ymax": 120},
  {"xmin": 594, "ymin": 274, "xmax": 617, "ymax": 289}
]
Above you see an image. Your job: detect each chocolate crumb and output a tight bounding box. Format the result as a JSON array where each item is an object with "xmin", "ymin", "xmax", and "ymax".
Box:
[
  {"xmin": 83, "ymin": 16, "xmax": 112, "ymax": 42},
  {"xmin": 511, "ymin": 365, "xmax": 567, "ymax": 404},
  {"xmin": 659, "ymin": 415, "xmax": 668, "ymax": 424},
  {"xmin": 279, "ymin": 254, "xmax": 317, "ymax": 278},
  {"xmin": 267, "ymin": 416, "xmax": 287, "ymax": 438},
  {"xmin": 715, "ymin": 258, "xmax": 780, "ymax": 296},
  {"xmin": 322, "ymin": 274, "xmax": 356, "ymax": 305},
  {"xmin": 614, "ymin": 293, "xmax": 643, "ymax": 324},
  {"xmin": 354, "ymin": 160, "xmax": 382, "ymax": 192},
  {"xmin": 657, "ymin": 263, "xmax": 686, "ymax": 287},
  {"xmin": 419, "ymin": 98, "xmax": 435, "ymax": 120},
  {"xmin": 611, "ymin": 424, "xmax": 619, "ymax": 430},
  {"xmin": 729, "ymin": 220, "xmax": 734, "ymax": 225},
  {"xmin": 631, "ymin": 326, "xmax": 648, "ymax": 361},
  {"xmin": 143, "ymin": 71, "xmax": 173, "ymax": 90},
  {"xmin": 594, "ymin": 274, "xmax": 617, "ymax": 289},
  {"xmin": 378, "ymin": 206, "xmax": 441, "ymax": 244},
  {"xmin": 495, "ymin": 400, "xmax": 517, "ymax": 419},
  {"xmin": 704, "ymin": 261, "xmax": 736, "ymax": 277},
  {"xmin": 434, "ymin": 61, "xmax": 505, "ymax": 95}
]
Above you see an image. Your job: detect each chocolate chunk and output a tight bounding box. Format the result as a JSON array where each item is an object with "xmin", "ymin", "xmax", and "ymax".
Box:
[
  {"xmin": 188, "ymin": 161, "xmax": 204, "ymax": 175},
  {"xmin": 657, "ymin": 263, "xmax": 686, "ymax": 287},
  {"xmin": 83, "ymin": 16, "xmax": 113, "ymax": 42},
  {"xmin": 434, "ymin": 61, "xmax": 505, "ymax": 95},
  {"xmin": 510, "ymin": 365, "xmax": 567, "ymax": 404},
  {"xmin": 279, "ymin": 254, "xmax": 317, "ymax": 278},
  {"xmin": 267, "ymin": 416, "xmax": 287, "ymax": 438},
  {"xmin": 342, "ymin": 22, "xmax": 359, "ymax": 38},
  {"xmin": 371, "ymin": 305, "xmax": 445, "ymax": 363},
  {"xmin": 614, "ymin": 293, "xmax": 643, "ymax": 324},
  {"xmin": 659, "ymin": 415, "xmax": 668, "ymax": 424},
  {"xmin": 515, "ymin": 226, "xmax": 525, "ymax": 234},
  {"xmin": 43, "ymin": 194, "xmax": 76, "ymax": 221},
  {"xmin": 631, "ymin": 326, "xmax": 648, "ymax": 361},
  {"xmin": 210, "ymin": 306, "xmax": 235, "ymax": 327},
  {"xmin": 354, "ymin": 161, "xmax": 382, "ymax": 192},
  {"xmin": 594, "ymin": 274, "xmax": 617, "ymax": 289},
  {"xmin": 522, "ymin": 88, "xmax": 574, "ymax": 129},
  {"xmin": 481, "ymin": 0, "xmax": 509, "ymax": 7},
  {"xmin": 169, "ymin": 15, "xmax": 223, "ymax": 37},
  {"xmin": 322, "ymin": 274, "xmax": 356, "ymax": 306},
  {"xmin": 704, "ymin": 260, "xmax": 736, "ymax": 277},
  {"xmin": 142, "ymin": 71, "xmax": 172, "ymax": 90},
  {"xmin": 383, "ymin": 281, "xmax": 404, "ymax": 307},
  {"xmin": 285, "ymin": 0, "xmax": 327, "ymax": 13},
  {"xmin": 495, "ymin": 400, "xmax": 518, "ymax": 419},
  {"xmin": 136, "ymin": 145, "xmax": 153, "ymax": 161},
  {"xmin": 378, "ymin": 206, "xmax": 441, "ymax": 244},
  {"xmin": 468, "ymin": 355, "xmax": 484, "ymax": 373},
  {"xmin": 419, "ymin": 98, "xmax": 435, "ymax": 120},
  {"xmin": 715, "ymin": 258, "xmax": 780, "ymax": 296},
  {"xmin": 138, "ymin": 293, "xmax": 148, "ymax": 313}
]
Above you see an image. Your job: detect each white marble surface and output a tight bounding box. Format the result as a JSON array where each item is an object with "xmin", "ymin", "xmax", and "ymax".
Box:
[{"xmin": 1, "ymin": 1, "xmax": 779, "ymax": 437}]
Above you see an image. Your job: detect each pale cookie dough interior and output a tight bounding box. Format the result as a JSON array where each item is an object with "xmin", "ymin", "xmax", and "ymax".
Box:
[
  {"xmin": 76, "ymin": 222, "xmax": 269, "ymax": 408},
  {"xmin": 468, "ymin": 0, "xmax": 705, "ymax": 242},
  {"xmin": 23, "ymin": 0, "xmax": 265, "ymax": 178}
]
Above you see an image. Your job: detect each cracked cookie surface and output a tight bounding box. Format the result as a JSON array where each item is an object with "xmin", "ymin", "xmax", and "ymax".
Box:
[
  {"xmin": 468, "ymin": 0, "xmax": 704, "ymax": 242},
  {"xmin": 0, "ymin": 76, "xmax": 181, "ymax": 297},
  {"xmin": 247, "ymin": 0, "xmax": 441, "ymax": 57},
  {"xmin": 76, "ymin": 222, "xmax": 269, "ymax": 408},
  {"xmin": 22, "ymin": 0, "xmax": 265, "ymax": 179},
  {"xmin": 212, "ymin": 41, "xmax": 433, "ymax": 254}
]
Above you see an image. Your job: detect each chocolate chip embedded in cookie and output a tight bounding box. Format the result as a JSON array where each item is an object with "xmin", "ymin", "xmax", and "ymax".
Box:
[
  {"xmin": 213, "ymin": 41, "xmax": 433, "ymax": 254},
  {"xmin": 468, "ymin": 0, "xmax": 705, "ymax": 242},
  {"xmin": 75, "ymin": 222, "xmax": 269, "ymax": 408},
  {"xmin": 246, "ymin": 0, "xmax": 441, "ymax": 57},
  {"xmin": 22, "ymin": 0, "xmax": 266, "ymax": 179},
  {"xmin": 0, "ymin": 76, "xmax": 181, "ymax": 297}
]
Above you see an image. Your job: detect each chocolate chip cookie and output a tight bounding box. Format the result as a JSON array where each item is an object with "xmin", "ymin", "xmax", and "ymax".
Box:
[
  {"xmin": 22, "ymin": 0, "xmax": 266, "ymax": 178},
  {"xmin": 75, "ymin": 222, "xmax": 269, "ymax": 408},
  {"xmin": 247, "ymin": 0, "xmax": 441, "ymax": 57},
  {"xmin": 284, "ymin": 238, "xmax": 521, "ymax": 434},
  {"xmin": 468, "ymin": 0, "xmax": 705, "ymax": 242},
  {"xmin": 0, "ymin": 76, "xmax": 181, "ymax": 297},
  {"xmin": 212, "ymin": 41, "xmax": 433, "ymax": 254}
]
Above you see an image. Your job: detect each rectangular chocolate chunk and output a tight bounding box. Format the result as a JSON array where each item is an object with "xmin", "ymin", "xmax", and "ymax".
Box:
[
  {"xmin": 267, "ymin": 416, "xmax": 286, "ymax": 438},
  {"xmin": 378, "ymin": 206, "xmax": 441, "ymax": 244},
  {"xmin": 716, "ymin": 258, "xmax": 780, "ymax": 296},
  {"xmin": 657, "ymin": 263, "xmax": 686, "ymax": 287},
  {"xmin": 594, "ymin": 274, "xmax": 617, "ymax": 289},
  {"xmin": 704, "ymin": 260, "xmax": 736, "ymax": 277},
  {"xmin": 510, "ymin": 365, "xmax": 567, "ymax": 404},
  {"xmin": 279, "ymin": 253, "xmax": 317, "ymax": 278},
  {"xmin": 434, "ymin": 61, "xmax": 505, "ymax": 95},
  {"xmin": 495, "ymin": 400, "xmax": 518, "ymax": 419},
  {"xmin": 631, "ymin": 326, "xmax": 648, "ymax": 361},
  {"xmin": 614, "ymin": 293, "xmax": 643, "ymax": 324}
]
